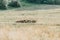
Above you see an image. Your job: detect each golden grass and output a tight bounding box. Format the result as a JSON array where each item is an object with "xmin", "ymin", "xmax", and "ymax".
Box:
[
  {"xmin": 0, "ymin": 9, "xmax": 60, "ymax": 40},
  {"xmin": 0, "ymin": 24, "xmax": 60, "ymax": 40}
]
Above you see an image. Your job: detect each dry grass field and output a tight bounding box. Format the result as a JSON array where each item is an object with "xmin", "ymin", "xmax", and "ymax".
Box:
[{"xmin": 0, "ymin": 7, "xmax": 60, "ymax": 40}]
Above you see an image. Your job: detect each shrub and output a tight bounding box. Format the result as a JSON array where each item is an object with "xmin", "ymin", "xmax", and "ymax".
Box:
[
  {"xmin": 0, "ymin": 4, "xmax": 7, "ymax": 9},
  {"xmin": 23, "ymin": 0, "xmax": 42, "ymax": 3},
  {"xmin": 22, "ymin": 0, "xmax": 60, "ymax": 4},
  {"xmin": 8, "ymin": 1, "xmax": 21, "ymax": 7},
  {"xmin": 23, "ymin": 0, "xmax": 53, "ymax": 4}
]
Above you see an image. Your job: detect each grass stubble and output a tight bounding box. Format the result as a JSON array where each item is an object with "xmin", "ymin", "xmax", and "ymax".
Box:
[{"xmin": 0, "ymin": 9, "xmax": 60, "ymax": 40}]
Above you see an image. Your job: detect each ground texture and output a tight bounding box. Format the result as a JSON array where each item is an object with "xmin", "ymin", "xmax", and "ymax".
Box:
[{"xmin": 0, "ymin": 8, "xmax": 60, "ymax": 40}]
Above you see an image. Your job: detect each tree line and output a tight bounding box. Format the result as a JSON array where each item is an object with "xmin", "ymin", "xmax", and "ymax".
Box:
[{"xmin": 22, "ymin": 0, "xmax": 60, "ymax": 4}]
